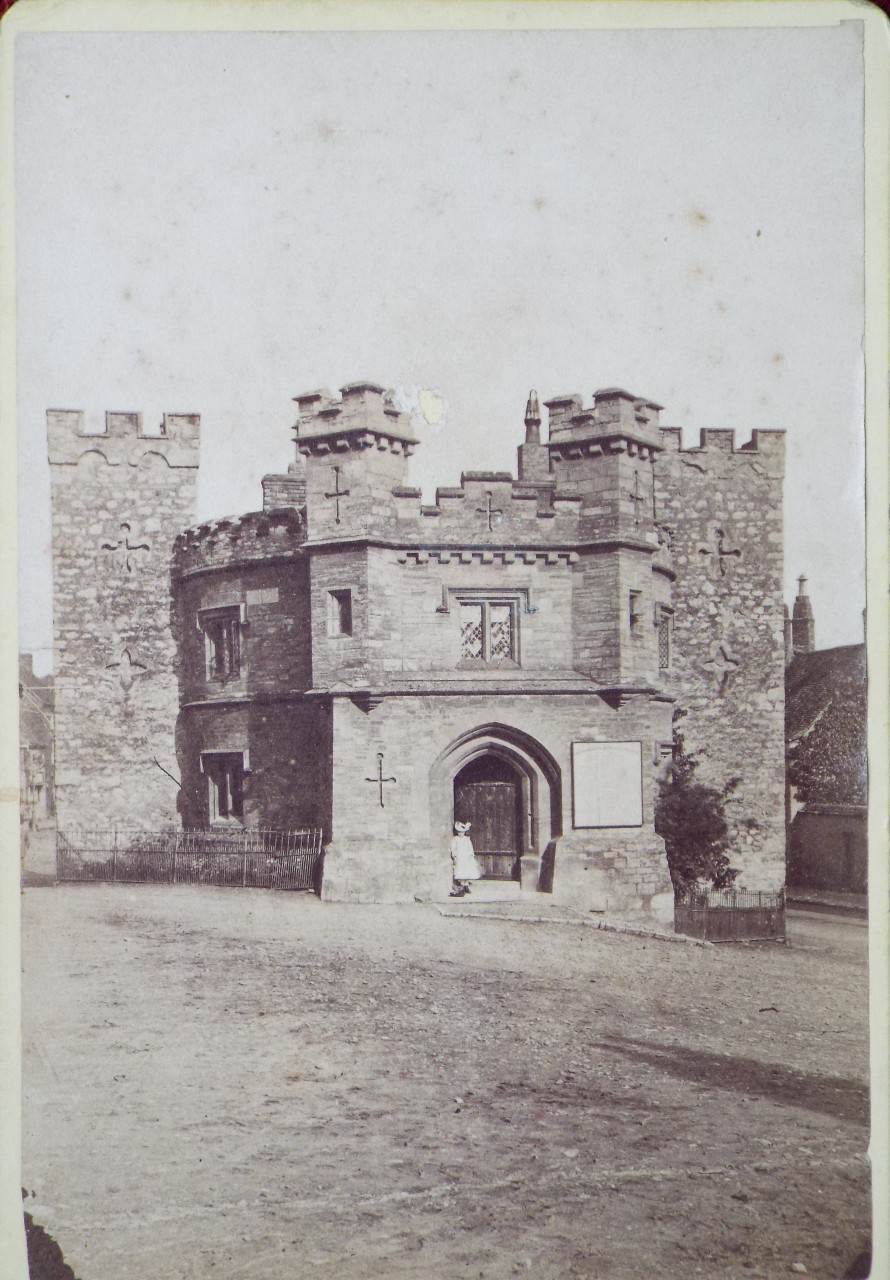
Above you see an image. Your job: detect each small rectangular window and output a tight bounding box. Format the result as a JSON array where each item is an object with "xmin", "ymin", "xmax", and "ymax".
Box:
[
  {"xmin": 200, "ymin": 607, "xmax": 242, "ymax": 680},
  {"xmin": 203, "ymin": 753, "xmax": 245, "ymax": 823},
  {"xmin": 328, "ymin": 589, "xmax": 353, "ymax": 637},
  {"xmin": 629, "ymin": 591, "xmax": 643, "ymax": 631}
]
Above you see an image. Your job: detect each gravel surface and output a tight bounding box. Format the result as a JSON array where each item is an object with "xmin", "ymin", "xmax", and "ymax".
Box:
[{"xmin": 21, "ymin": 885, "xmax": 870, "ymax": 1280}]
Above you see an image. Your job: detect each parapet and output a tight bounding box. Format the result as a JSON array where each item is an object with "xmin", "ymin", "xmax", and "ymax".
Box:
[
  {"xmin": 294, "ymin": 382, "xmax": 418, "ymax": 451},
  {"xmin": 659, "ymin": 425, "xmax": 785, "ymax": 460},
  {"xmin": 172, "ymin": 508, "xmax": 305, "ymax": 579},
  {"xmin": 400, "ymin": 470, "xmax": 580, "ymax": 536},
  {"xmin": 545, "ymin": 387, "xmax": 663, "ymax": 451},
  {"xmin": 47, "ymin": 409, "xmax": 200, "ymax": 469}
]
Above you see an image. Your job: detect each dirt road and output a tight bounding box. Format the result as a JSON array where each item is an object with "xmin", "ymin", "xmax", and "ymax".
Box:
[{"xmin": 21, "ymin": 886, "xmax": 870, "ymax": 1280}]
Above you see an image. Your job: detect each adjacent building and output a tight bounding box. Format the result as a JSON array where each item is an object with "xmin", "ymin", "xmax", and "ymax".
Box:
[{"xmin": 785, "ymin": 579, "xmax": 867, "ymax": 896}]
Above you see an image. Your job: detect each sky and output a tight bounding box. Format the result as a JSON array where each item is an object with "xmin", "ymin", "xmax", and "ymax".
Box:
[{"xmin": 14, "ymin": 22, "xmax": 866, "ymax": 673}]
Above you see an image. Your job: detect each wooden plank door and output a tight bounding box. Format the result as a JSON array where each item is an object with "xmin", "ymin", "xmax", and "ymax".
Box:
[{"xmin": 454, "ymin": 779, "xmax": 520, "ymax": 880}]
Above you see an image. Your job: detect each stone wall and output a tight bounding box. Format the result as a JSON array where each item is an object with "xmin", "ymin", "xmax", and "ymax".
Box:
[
  {"xmin": 654, "ymin": 427, "xmax": 786, "ymax": 889},
  {"xmin": 47, "ymin": 411, "xmax": 199, "ymax": 830}
]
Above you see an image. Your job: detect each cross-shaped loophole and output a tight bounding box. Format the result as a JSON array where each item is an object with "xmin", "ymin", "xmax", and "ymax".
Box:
[
  {"xmin": 477, "ymin": 491, "xmax": 504, "ymax": 532},
  {"xmin": 703, "ymin": 643, "xmax": 741, "ymax": 695},
  {"xmin": 628, "ymin": 471, "xmax": 647, "ymax": 526},
  {"xmin": 698, "ymin": 528, "xmax": 741, "ymax": 578},
  {"xmin": 324, "ymin": 467, "xmax": 351, "ymax": 524},
  {"xmin": 105, "ymin": 648, "xmax": 149, "ymax": 692},
  {"xmin": 100, "ymin": 522, "xmax": 150, "ymax": 574},
  {"xmin": 365, "ymin": 752, "xmax": 397, "ymax": 808}
]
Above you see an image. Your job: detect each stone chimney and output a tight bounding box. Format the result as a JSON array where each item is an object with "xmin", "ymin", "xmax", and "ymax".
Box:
[
  {"xmin": 791, "ymin": 575, "xmax": 816, "ymax": 655},
  {"xmin": 517, "ymin": 389, "xmax": 553, "ymax": 489}
]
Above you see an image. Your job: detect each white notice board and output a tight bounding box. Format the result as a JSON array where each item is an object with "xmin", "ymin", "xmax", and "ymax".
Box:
[{"xmin": 572, "ymin": 741, "xmax": 643, "ymax": 828}]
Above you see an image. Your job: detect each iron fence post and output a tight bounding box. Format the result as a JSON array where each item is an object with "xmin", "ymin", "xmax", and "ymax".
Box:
[{"xmin": 112, "ymin": 829, "xmax": 118, "ymax": 882}]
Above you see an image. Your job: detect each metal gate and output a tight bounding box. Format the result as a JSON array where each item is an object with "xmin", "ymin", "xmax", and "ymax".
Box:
[{"xmin": 56, "ymin": 828, "xmax": 324, "ymax": 892}]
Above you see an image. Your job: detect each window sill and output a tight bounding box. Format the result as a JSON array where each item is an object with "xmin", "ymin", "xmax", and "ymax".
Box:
[{"xmin": 457, "ymin": 659, "xmax": 521, "ymax": 671}]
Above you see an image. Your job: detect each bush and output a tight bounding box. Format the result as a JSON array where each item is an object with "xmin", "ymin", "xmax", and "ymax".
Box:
[{"xmin": 655, "ymin": 714, "xmax": 740, "ymax": 893}]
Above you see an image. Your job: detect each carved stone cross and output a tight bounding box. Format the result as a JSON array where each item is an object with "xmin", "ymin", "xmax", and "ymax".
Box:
[
  {"xmin": 324, "ymin": 466, "xmax": 350, "ymax": 524},
  {"xmin": 703, "ymin": 643, "xmax": 741, "ymax": 695},
  {"xmin": 105, "ymin": 648, "xmax": 149, "ymax": 692},
  {"xmin": 101, "ymin": 522, "xmax": 150, "ymax": 574},
  {"xmin": 698, "ymin": 528, "xmax": 741, "ymax": 578},
  {"xmin": 365, "ymin": 752, "xmax": 396, "ymax": 808},
  {"xmin": 477, "ymin": 491, "xmax": 504, "ymax": 532}
]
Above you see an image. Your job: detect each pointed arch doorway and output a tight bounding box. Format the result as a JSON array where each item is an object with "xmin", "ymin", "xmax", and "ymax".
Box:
[
  {"xmin": 453, "ymin": 753, "xmax": 524, "ymax": 881},
  {"xmin": 431, "ymin": 722, "xmax": 562, "ymax": 892}
]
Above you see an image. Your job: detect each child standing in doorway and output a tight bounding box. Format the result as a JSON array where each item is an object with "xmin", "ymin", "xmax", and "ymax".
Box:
[{"xmin": 450, "ymin": 821, "xmax": 480, "ymax": 897}]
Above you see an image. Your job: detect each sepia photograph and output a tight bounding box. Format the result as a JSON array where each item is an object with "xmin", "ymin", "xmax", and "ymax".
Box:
[{"xmin": 4, "ymin": 3, "xmax": 887, "ymax": 1278}]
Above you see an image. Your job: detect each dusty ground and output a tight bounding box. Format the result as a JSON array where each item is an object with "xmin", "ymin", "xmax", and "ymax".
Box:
[{"xmin": 21, "ymin": 885, "xmax": 870, "ymax": 1280}]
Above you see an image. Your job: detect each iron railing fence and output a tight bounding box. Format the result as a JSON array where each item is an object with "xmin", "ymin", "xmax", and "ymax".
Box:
[
  {"xmin": 674, "ymin": 886, "xmax": 786, "ymax": 943},
  {"xmin": 56, "ymin": 828, "xmax": 323, "ymax": 893}
]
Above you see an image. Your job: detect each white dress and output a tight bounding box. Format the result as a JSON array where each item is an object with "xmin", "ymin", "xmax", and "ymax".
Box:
[{"xmin": 451, "ymin": 833, "xmax": 481, "ymax": 881}]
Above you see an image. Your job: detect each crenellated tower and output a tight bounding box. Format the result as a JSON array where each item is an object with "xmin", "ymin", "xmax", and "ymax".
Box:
[
  {"xmin": 543, "ymin": 387, "xmax": 669, "ymax": 693},
  {"xmin": 654, "ymin": 423, "xmax": 786, "ymax": 889},
  {"xmin": 47, "ymin": 410, "xmax": 200, "ymax": 830},
  {"xmin": 294, "ymin": 382, "xmax": 417, "ymax": 543}
]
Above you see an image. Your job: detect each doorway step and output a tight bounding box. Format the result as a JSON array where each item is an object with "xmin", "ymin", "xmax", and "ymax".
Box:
[
  {"xmin": 432, "ymin": 895, "xmax": 588, "ymax": 924},
  {"xmin": 453, "ymin": 879, "xmax": 523, "ymax": 903}
]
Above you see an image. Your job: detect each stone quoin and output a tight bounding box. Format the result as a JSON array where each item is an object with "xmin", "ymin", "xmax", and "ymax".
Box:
[{"xmin": 47, "ymin": 383, "xmax": 786, "ymax": 923}]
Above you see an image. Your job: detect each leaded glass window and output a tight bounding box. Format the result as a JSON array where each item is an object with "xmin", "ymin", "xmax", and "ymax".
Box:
[
  {"xmin": 655, "ymin": 606, "xmax": 676, "ymax": 670},
  {"xmin": 458, "ymin": 599, "xmax": 517, "ymax": 665},
  {"xmin": 489, "ymin": 604, "xmax": 514, "ymax": 661},
  {"xmin": 460, "ymin": 603, "xmax": 484, "ymax": 660},
  {"xmin": 657, "ymin": 610, "xmax": 672, "ymax": 669}
]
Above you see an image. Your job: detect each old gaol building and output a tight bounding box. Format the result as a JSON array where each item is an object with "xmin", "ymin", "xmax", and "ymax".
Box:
[{"xmin": 48, "ymin": 381, "xmax": 787, "ymax": 923}]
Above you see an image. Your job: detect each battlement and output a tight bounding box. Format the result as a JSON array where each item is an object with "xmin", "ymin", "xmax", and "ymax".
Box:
[
  {"xmin": 47, "ymin": 409, "xmax": 200, "ymax": 469},
  {"xmin": 659, "ymin": 426, "xmax": 785, "ymax": 463},
  {"xmin": 172, "ymin": 508, "xmax": 305, "ymax": 578},
  {"xmin": 387, "ymin": 470, "xmax": 581, "ymax": 539},
  {"xmin": 545, "ymin": 387, "xmax": 663, "ymax": 449},
  {"xmin": 294, "ymin": 382, "xmax": 418, "ymax": 450}
]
